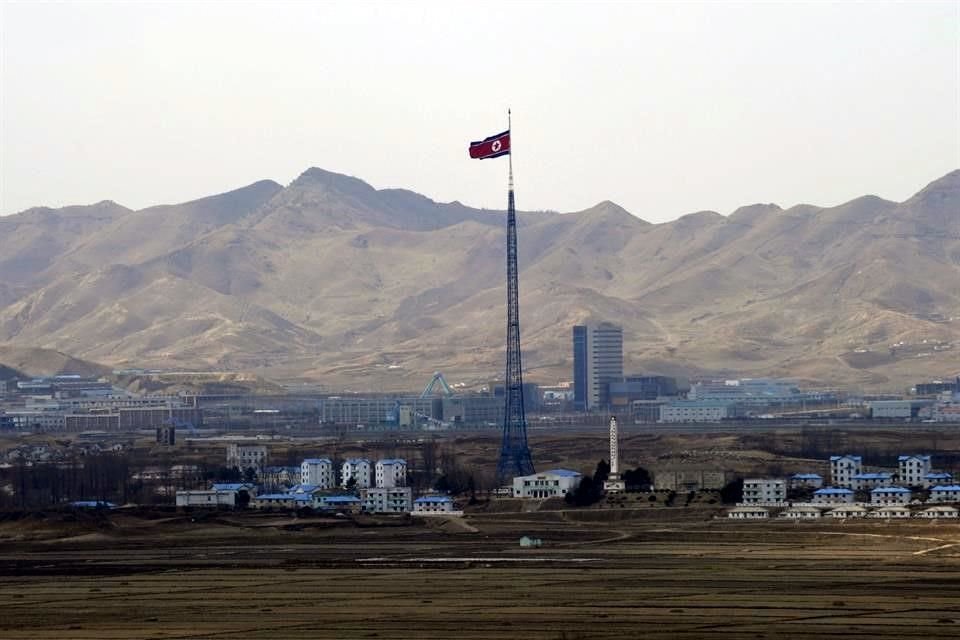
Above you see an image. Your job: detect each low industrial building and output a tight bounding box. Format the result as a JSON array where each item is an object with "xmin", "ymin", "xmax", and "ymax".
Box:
[
  {"xmin": 652, "ymin": 469, "xmax": 727, "ymax": 491},
  {"xmin": 868, "ymin": 400, "xmax": 933, "ymax": 419},
  {"xmin": 176, "ymin": 489, "xmax": 239, "ymax": 508},
  {"xmin": 659, "ymin": 400, "xmax": 737, "ymax": 423},
  {"xmin": 512, "ymin": 469, "xmax": 582, "ymax": 499}
]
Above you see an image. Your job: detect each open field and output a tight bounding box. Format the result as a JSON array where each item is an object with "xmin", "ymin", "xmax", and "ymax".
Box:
[{"xmin": 2, "ymin": 509, "xmax": 960, "ymax": 639}]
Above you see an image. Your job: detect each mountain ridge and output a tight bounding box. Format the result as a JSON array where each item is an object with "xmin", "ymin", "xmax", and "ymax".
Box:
[{"xmin": 1, "ymin": 168, "xmax": 957, "ymax": 391}]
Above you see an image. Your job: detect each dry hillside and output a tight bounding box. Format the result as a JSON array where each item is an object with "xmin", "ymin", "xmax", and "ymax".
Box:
[{"xmin": 1, "ymin": 167, "xmax": 958, "ymax": 391}]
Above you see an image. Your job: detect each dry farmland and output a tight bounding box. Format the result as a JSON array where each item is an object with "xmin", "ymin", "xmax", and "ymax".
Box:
[{"xmin": 2, "ymin": 508, "xmax": 960, "ymax": 639}]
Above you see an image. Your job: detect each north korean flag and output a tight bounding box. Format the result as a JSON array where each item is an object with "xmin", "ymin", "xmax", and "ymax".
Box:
[{"xmin": 468, "ymin": 130, "xmax": 510, "ymax": 159}]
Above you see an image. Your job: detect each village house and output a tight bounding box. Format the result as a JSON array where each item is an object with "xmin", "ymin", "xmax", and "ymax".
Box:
[
  {"xmin": 780, "ymin": 506, "xmax": 822, "ymax": 520},
  {"xmin": 868, "ymin": 505, "xmax": 911, "ymax": 519},
  {"xmin": 789, "ymin": 473, "xmax": 824, "ymax": 490},
  {"xmin": 726, "ymin": 506, "xmax": 769, "ymax": 519},
  {"xmin": 915, "ymin": 505, "xmax": 959, "ymax": 519},
  {"xmin": 826, "ymin": 505, "xmax": 869, "ymax": 519}
]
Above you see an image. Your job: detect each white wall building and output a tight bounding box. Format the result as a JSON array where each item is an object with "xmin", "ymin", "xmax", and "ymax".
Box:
[
  {"xmin": 362, "ymin": 486, "xmax": 413, "ymax": 513},
  {"xmin": 789, "ymin": 474, "xmax": 824, "ymax": 489},
  {"xmin": 742, "ymin": 478, "xmax": 786, "ymax": 504},
  {"xmin": 659, "ymin": 401, "xmax": 736, "ymax": 423},
  {"xmin": 780, "ymin": 506, "xmax": 821, "ymax": 519},
  {"xmin": 301, "ymin": 458, "xmax": 334, "ymax": 488},
  {"xmin": 871, "ymin": 486, "xmax": 911, "ymax": 505},
  {"xmin": 726, "ymin": 506, "xmax": 769, "ymax": 519},
  {"xmin": 513, "ymin": 469, "xmax": 582, "ymax": 499},
  {"xmin": 375, "ymin": 458, "xmax": 407, "ymax": 488},
  {"xmin": 829, "ymin": 455, "xmax": 862, "ymax": 488},
  {"xmin": 176, "ymin": 489, "xmax": 238, "ymax": 507},
  {"xmin": 412, "ymin": 496, "xmax": 460, "ymax": 515},
  {"xmin": 827, "ymin": 505, "xmax": 869, "ymax": 519},
  {"xmin": 916, "ymin": 505, "xmax": 959, "ymax": 519},
  {"xmin": 226, "ymin": 443, "xmax": 268, "ymax": 473},
  {"xmin": 929, "ymin": 485, "xmax": 960, "ymax": 503},
  {"xmin": 898, "ymin": 455, "xmax": 932, "ymax": 486},
  {"xmin": 812, "ymin": 487, "xmax": 855, "ymax": 504},
  {"xmin": 924, "ymin": 472, "xmax": 953, "ymax": 488},
  {"xmin": 341, "ymin": 458, "xmax": 372, "ymax": 489},
  {"xmin": 851, "ymin": 472, "xmax": 894, "ymax": 491},
  {"xmin": 868, "ymin": 505, "xmax": 911, "ymax": 519}
]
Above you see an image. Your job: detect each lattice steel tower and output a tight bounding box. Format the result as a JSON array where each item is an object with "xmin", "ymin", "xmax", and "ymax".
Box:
[{"xmin": 497, "ymin": 146, "xmax": 535, "ymax": 481}]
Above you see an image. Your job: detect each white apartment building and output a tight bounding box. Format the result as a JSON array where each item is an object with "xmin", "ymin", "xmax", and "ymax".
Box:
[
  {"xmin": 362, "ymin": 486, "xmax": 413, "ymax": 514},
  {"xmin": 812, "ymin": 487, "xmax": 855, "ymax": 504},
  {"xmin": 789, "ymin": 474, "xmax": 824, "ymax": 489},
  {"xmin": 898, "ymin": 455, "xmax": 932, "ymax": 486},
  {"xmin": 741, "ymin": 478, "xmax": 786, "ymax": 504},
  {"xmin": 375, "ymin": 459, "xmax": 407, "ymax": 488},
  {"xmin": 341, "ymin": 458, "xmax": 372, "ymax": 489},
  {"xmin": 924, "ymin": 472, "xmax": 953, "ymax": 488},
  {"xmin": 412, "ymin": 496, "xmax": 458, "ymax": 514},
  {"xmin": 300, "ymin": 458, "xmax": 335, "ymax": 488},
  {"xmin": 929, "ymin": 485, "xmax": 960, "ymax": 503},
  {"xmin": 226, "ymin": 443, "xmax": 268, "ymax": 473},
  {"xmin": 512, "ymin": 469, "xmax": 582, "ymax": 499},
  {"xmin": 851, "ymin": 472, "xmax": 894, "ymax": 491},
  {"xmin": 871, "ymin": 486, "xmax": 911, "ymax": 505},
  {"xmin": 829, "ymin": 455, "xmax": 862, "ymax": 488}
]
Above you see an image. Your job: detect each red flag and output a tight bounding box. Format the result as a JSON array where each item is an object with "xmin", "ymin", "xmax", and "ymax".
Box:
[{"xmin": 469, "ymin": 130, "xmax": 510, "ymax": 159}]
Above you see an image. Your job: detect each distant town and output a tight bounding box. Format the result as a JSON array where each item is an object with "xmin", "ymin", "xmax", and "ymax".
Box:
[{"xmin": 1, "ymin": 322, "xmax": 958, "ymax": 517}]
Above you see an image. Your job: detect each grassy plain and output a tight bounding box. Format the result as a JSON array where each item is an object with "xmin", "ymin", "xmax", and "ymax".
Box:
[{"xmin": 2, "ymin": 508, "xmax": 960, "ymax": 639}]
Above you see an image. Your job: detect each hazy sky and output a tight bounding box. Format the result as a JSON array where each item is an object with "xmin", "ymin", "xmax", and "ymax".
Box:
[{"xmin": 1, "ymin": 1, "xmax": 957, "ymax": 222}]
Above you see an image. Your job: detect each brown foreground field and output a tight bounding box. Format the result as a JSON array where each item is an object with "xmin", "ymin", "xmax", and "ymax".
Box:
[{"xmin": 2, "ymin": 508, "xmax": 960, "ymax": 639}]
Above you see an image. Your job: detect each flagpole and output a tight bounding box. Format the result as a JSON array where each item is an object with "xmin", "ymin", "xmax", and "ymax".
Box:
[{"xmin": 508, "ymin": 108, "xmax": 513, "ymax": 190}]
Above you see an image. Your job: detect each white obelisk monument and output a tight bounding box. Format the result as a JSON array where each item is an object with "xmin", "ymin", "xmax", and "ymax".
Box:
[{"xmin": 603, "ymin": 416, "xmax": 625, "ymax": 493}]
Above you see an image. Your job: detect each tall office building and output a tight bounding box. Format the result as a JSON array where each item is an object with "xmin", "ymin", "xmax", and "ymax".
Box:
[{"xmin": 572, "ymin": 323, "xmax": 623, "ymax": 411}]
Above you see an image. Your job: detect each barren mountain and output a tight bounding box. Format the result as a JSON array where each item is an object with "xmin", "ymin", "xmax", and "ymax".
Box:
[{"xmin": 1, "ymin": 168, "xmax": 957, "ymax": 391}]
